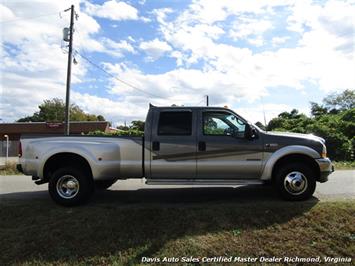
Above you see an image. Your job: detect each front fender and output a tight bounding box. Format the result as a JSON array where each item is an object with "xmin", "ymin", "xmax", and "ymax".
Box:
[{"xmin": 261, "ymin": 145, "xmax": 320, "ymax": 180}]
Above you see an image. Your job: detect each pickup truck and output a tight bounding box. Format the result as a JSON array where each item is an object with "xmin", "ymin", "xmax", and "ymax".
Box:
[{"xmin": 17, "ymin": 105, "xmax": 334, "ymax": 206}]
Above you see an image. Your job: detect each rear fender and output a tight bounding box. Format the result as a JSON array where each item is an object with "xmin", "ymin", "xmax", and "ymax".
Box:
[{"xmin": 39, "ymin": 147, "xmax": 96, "ymax": 179}]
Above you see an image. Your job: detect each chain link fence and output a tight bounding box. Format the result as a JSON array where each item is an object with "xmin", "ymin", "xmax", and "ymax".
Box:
[{"xmin": 0, "ymin": 140, "xmax": 19, "ymax": 166}]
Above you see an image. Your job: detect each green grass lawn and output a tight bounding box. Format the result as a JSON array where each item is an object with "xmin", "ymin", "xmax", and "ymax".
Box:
[{"xmin": 0, "ymin": 196, "xmax": 354, "ymax": 265}]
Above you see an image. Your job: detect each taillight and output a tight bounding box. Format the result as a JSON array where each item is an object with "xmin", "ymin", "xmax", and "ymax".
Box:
[
  {"xmin": 321, "ymin": 144, "xmax": 327, "ymax": 158},
  {"xmin": 18, "ymin": 141, "xmax": 22, "ymax": 158}
]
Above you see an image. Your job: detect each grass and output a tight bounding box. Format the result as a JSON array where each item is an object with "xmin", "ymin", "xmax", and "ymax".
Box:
[
  {"xmin": 0, "ymin": 193, "xmax": 354, "ymax": 266},
  {"xmin": 0, "ymin": 161, "xmax": 21, "ymax": 175},
  {"xmin": 334, "ymin": 161, "xmax": 355, "ymax": 170}
]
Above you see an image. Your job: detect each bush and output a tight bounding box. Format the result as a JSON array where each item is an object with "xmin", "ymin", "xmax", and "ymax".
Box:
[
  {"xmin": 87, "ymin": 129, "xmax": 144, "ymax": 137},
  {"xmin": 0, "ymin": 161, "xmax": 20, "ymax": 175},
  {"xmin": 267, "ymin": 104, "xmax": 354, "ymax": 161}
]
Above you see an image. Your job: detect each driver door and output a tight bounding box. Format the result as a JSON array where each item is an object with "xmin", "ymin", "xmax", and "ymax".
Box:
[{"xmin": 196, "ymin": 110, "xmax": 263, "ymax": 179}]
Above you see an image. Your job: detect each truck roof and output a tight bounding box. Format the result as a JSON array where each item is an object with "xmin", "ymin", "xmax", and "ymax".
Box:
[{"xmin": 149, "ymin": 104, "xmax": 229, "ymax": 110}]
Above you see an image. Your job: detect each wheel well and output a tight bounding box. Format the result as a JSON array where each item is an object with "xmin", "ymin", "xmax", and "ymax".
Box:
[
  {"xmin": 271, "ymin": 154, "xmax": 320, "ymax": 181},
  {"xmin": 43, "ymin": 153, "xmax": 93, "ymax": 182}
]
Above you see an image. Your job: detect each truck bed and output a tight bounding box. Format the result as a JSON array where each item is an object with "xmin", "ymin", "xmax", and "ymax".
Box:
[{"xmin": 20, "ymin": 136, "xmax": 144, "ymax": 180}]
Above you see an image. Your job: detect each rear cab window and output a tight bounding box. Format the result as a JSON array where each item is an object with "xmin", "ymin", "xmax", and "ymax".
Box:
[{"xmin": 158, "ymin": 111, "xmax": 192, "ymax": 135}]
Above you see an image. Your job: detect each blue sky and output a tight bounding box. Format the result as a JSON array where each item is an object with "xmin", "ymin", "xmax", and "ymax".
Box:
[{"xmin": 1, "ymin": 0, "xmax": 354, "ymax": 126}]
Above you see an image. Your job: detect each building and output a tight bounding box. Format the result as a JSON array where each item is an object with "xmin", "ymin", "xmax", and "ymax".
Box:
[{"xmin": 0, "ymin": 121, "xmax": 110, "ymax": 156}]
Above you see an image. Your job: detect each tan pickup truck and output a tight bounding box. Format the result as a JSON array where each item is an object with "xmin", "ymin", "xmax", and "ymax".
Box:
[{"xmin": 17, "ymin": 105, "xmax": 334, "ymax": 206}]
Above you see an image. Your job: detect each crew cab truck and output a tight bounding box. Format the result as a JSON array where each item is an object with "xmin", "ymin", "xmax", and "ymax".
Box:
[{"xmin": 17, "ymin": 105, "xmax": 334, "ymax": 206}]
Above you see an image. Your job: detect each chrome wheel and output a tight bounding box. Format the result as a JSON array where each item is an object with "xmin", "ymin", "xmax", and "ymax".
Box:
[
  {"xmin": 283, "ymin": 171, "xmax": 308, "ymax": 195},
  {"xmin": 56, "ymin": 175, "xmax": 80, "ymax": 199}
]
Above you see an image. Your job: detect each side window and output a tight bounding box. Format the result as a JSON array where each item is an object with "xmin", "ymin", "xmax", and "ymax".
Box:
[
  {"xmin": 158, "ymin": 111, "xmax": 192, "ymax": 135},
  {"xmin": 203, "ymin": 112, "xmax": 246, "ymax": 137}
]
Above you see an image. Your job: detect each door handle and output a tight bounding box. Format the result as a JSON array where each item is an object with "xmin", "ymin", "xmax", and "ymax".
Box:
[
  {"xmin": 152, "ymin": 141, "xmax": 160, "ymax": 151},
  {"xmin": 198, "ymin": 141, "xmax": 206, "ymax": 151}
]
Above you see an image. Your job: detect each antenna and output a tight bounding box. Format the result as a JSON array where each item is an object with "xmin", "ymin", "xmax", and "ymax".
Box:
[{"xmin": 261, "ymin": 97, "xmax": 267, "ymax": 131}]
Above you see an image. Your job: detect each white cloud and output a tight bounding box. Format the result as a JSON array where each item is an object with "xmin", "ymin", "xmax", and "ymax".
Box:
[
  {"xmin": 237, "ymin": 103, "xmax": 290, "ymax": 124},
  {"xmin": 236, "ymin": 103, "xmax": 310, "ymax": 124},
  {"xmin": 1, "ymin": 0, "xmax": 355, "ymax": 126},
  {"xmin": 155, "ymin": 0, "xmax": 355, "ymax": 95},
  {"xmin": 286, "ymin": 0, "xmax": 320, "ymax": 33},
  {"xmin": 179, "ymin": 0, "xmax": 293, "ymax": 25},
  {"xmin": 102, "ymin": 62, "xmax": 266, "ymax": 107},
  {"xmin": 151, "ymin": 8, "xmax": 173, "ymax": 25},
  {"xmin": 75, "ymin": 12, "xmax": 104, "ymax": 52},
  {"xmin": 140, "ymin": 16, "xmax": 151, "ymax": 23},
  {"xmin": 229, "ymin": 18, "xmax": 273, "ymax": 43},
  {"xmin": 0, "ymin": 1, "xmax": 93, "ymax": 122},
  {"xmin": 0, "ymin": 4, "xmax": 15, "ymax": 21},
  {"xmin": 71, "ymin": 92, "xmax": 147, "ymax": 125},
  {"xmin": 139, "ymin": 38, "xmax": 172, "ymax": 61},
  {"xmin": 101, "ymin": 38, "xmax": 135, "ymax": 57},
  {"xmin": 84, "ymin": 0, "xmax": 139, "ymax": 21},
  {"xmin": 0, "ymin": 0, "xmax": 140, "ymax": 123},
  {"xmin": 127, "ymin": 36, "xmax": 136, "ymax": 43},
  {"xmin": 247, "ymin": 36, "xmax": 265, "ymax": 47},
  {"xmin": 271, "ymin": 36, "xmax": 290, "ymax": 46}
]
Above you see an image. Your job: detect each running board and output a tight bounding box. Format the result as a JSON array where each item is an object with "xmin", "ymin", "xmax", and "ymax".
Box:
[{"xmin": 145, "ymin": 179, "xmax": 263, "ymax": 186}]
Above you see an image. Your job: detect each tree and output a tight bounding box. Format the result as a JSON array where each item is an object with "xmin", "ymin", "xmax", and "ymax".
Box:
[
  {"xmin": 17, "ymin": 98, "xmax": 106, "ymax": 122},
  {"xmin": 255, "ymin": 121, "xmax": 266, "ymax": 130},
  {"xmin": 266, "ymin": 90, "xmax": 355, "ymax": 161},
  {"xmin": 130, "ymin": 120, "xmax": 145, "ymax": 131},
  {"xmin": 323, "ymin": 89, "xmax": 355, "ymax": 111},
  {"xmin": 115, "ymin": 120, "xmax": 145, "ymax": 135},
  {"xmin": 117, "ymin": 125, "xmax": 129, "ymax": 131},
  {"xmin": 267, "ymin": 110, "xmax": 312, "ymax": 134},
  {"xmin": 309, "ymin": 89, "xmax": 355, "ymax": 117},
  {"xmin": 97, "ymin": 115, "xmax": 105, "ymax": 121},
  {"xmin": 278, "ymin": 109, "xmax": 301, "ymax": 119},
  {"xmin": 310, "ymin": 102, "xmax": 328, "ymax": 117}
]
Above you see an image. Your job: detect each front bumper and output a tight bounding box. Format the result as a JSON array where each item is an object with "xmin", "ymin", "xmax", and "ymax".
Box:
[{"xmin": 315, "ymin": 158, "xmax": 334, "ymax": 183}]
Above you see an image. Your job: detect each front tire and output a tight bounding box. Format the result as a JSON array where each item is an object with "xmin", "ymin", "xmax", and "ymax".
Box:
[
  {"xmin": 275, "ymin": 163, "xmax": 316, "ymax": 201},
  {"xmin": 49, "ymin": 167, "xmax": 94, "ymax": 206}
]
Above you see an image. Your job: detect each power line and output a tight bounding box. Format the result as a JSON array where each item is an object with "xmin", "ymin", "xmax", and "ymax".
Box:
[
  {"xmin": 72, "ymin": 27, "xmax": 91, "ymax": 58},
  {"xmin": 75, "ymin": 50, "xmax": 165, "ymax": 99},
  {"xmin": 76, "ymin": 50, "xmax": 210, "ymax": 105}
]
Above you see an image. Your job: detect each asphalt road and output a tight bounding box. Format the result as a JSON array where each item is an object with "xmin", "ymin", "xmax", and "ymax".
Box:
[{"xmin": 0, "ymin": 170, "xmax": 354, "ymax": 202}]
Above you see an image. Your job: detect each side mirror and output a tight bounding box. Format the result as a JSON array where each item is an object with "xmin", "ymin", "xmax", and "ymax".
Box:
[{"xmin": 245, "ymin": 124, "xmax": 258, "ymax": 140}]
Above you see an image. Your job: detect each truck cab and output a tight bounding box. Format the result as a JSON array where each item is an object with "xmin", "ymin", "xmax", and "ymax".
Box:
[{"xmin": 145, "ymin": 106, "xmax": 263, "ymax": 180}]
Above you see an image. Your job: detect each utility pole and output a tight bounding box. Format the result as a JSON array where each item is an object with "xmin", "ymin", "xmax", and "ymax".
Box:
[
  {"xmin": 64, "ymin": 5, "xmax": 75, "ymax": 136},
  {"xmin": 206, "ymin": 95, "xmax": 209, "ymax": 106}
]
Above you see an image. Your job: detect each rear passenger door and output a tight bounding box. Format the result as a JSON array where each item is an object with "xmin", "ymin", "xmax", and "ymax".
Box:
[{"xmin": 150, "ymin": 110, "xmax": 197, "ymax": 179}]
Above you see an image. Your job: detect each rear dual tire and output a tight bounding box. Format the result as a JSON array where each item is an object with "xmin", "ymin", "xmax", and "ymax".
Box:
[{"xmin": 49, "ymin": 167, "xmax": 94, "ymax": 207}]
